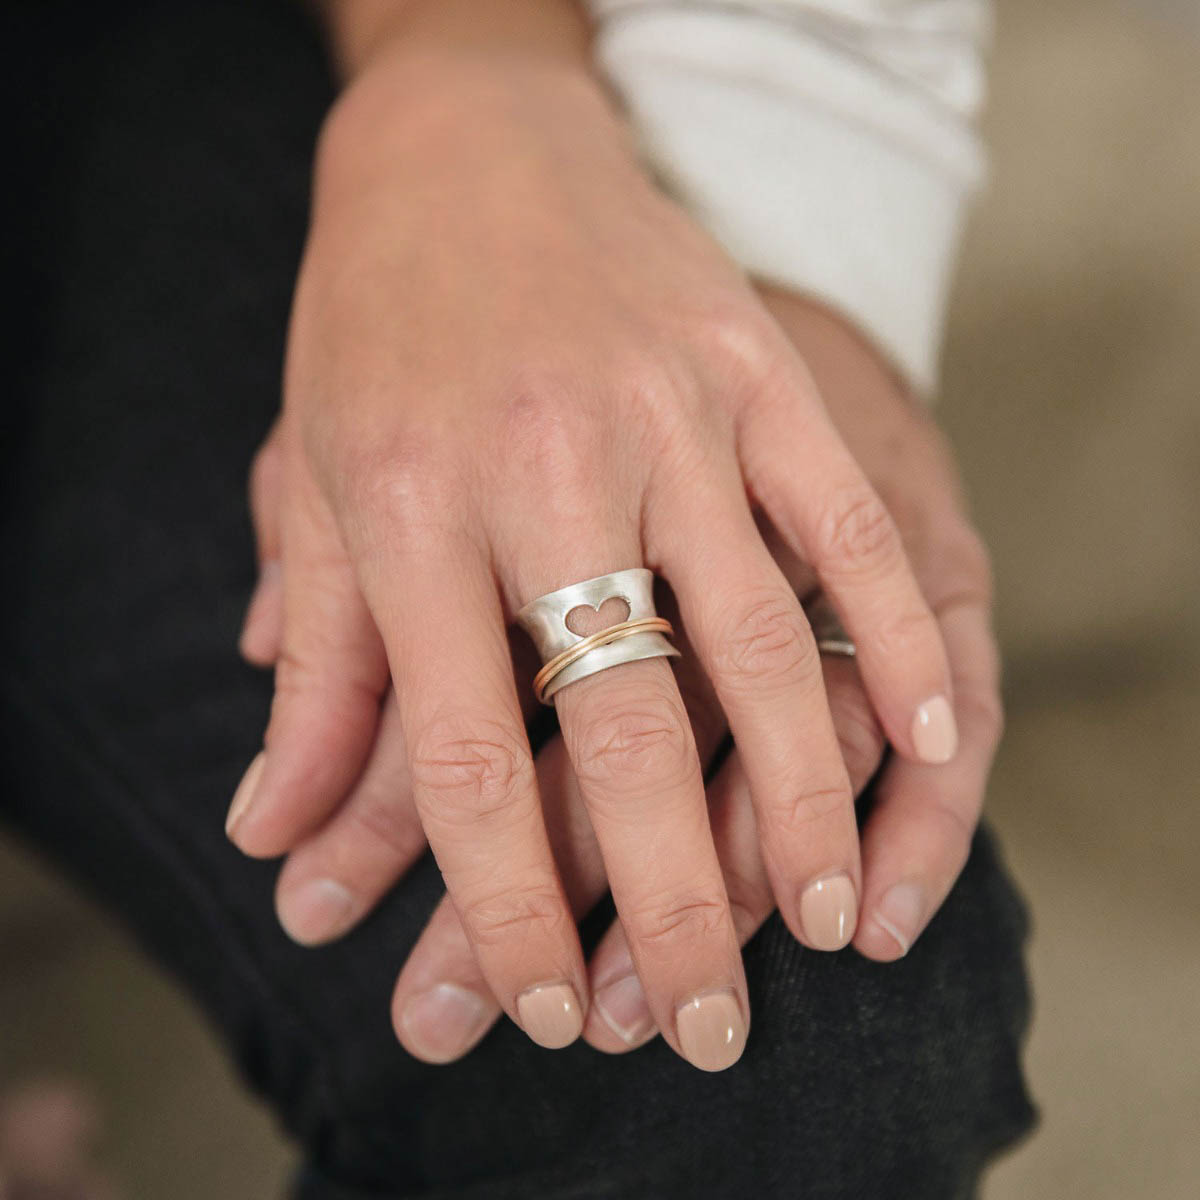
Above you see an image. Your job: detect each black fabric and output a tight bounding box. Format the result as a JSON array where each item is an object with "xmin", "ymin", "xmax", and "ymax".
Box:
[{"xmin": 1, "ymin": 1, "xmax": 1038, "ymax": 1195}]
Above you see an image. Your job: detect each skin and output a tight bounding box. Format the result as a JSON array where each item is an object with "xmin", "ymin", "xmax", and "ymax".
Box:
[{"xmin": 229, "ymin": 0, "xmax": 994, "ymax": 1071}]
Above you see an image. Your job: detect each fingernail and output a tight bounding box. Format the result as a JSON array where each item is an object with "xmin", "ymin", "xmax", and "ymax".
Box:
[
  {"xmin": 912, "ymin": 695, "xmax": 958, "ymax": 764},
  {"xmin": 226, "ymin": 752, "xmax": 266, "ymax": 838},
  {"xmin": 516, "ymin": 982, "xmax": 584, "ymax": 1049},
  {"xmin": 278, "ymin": 878, "xmax": 356, "ymax": 946},
  {"xmin": 675, "ymin": 989, "xmax": 747, "ymax": 1072},
  {"xmin": 401, "ymin": 983, "xmax": 491, "ymax": 1064},
  {"xmin": 594, "ymin": 971, "xmax": 656, "ymax": 1046},
  {"xmin": 799, "ymin": 872, "xmax": 858, "ymax": 951},
  {"xmin": 874, "ymin": 881, "xmax": 927, "ymax": 956}
]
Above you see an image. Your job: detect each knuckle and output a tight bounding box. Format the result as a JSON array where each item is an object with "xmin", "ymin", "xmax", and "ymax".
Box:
[
  {"xmin": 572, "ymin": 687, "xmax": 695, "ymax": 793},
  {"xmin": 340, "ymin": 435, "xmax": 455, "ymax": 542},
  {"xmin": 410, "ymin": 713, "xmax": 533, "ymax": 825},
  {"xmin": 721, "ymin": 872, "xmax": 772, "ymax": 940},
  {"xmin": 775, "ymin": 781, "xmax": 852, "ymax": 838},
  {"xmin": 709, "ymin": 591, "xmax": 820, "ymax": 692},
  {"xmin": 627, "ymin": 892, "xmax": 729, "ymax": 950},
  {"xmin": 271, "ymin": 647, "xmax": 380, "ymax": 719},
  {"xmin": 863, "ymin": 606, "xmax": 938, "ymax": 665},
  {"xmin": 464, "ymin": 884, "xmax": 571, "ymax": 951},
  {"xmin": 691, "ymin": 298, "xmax": 784, "ymax": 389},
  {"xmin": 956, "ymin": 682, "xmax": 1005, "ymax": 746},
  {"xmin": 925, "ymin": 800, "xmax": 978, "ymax": 870},
  {"xmin": 816, "ymin": 487, "xmax": 901, "ymax": 574},
  {"xmin": 929, "ymin": 524, "xmax": 996, "ymax": 613},
  {"xmin": 829, "ymin": 691, "xmax": 885, "ymax": 787}
]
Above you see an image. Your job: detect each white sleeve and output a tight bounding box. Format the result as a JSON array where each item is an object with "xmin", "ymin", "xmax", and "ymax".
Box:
[{"xmin": 584, "ymin": 0, "xmax": 992, "ymax": 395}]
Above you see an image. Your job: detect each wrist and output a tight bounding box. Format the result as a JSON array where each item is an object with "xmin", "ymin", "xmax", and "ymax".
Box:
[
  {"xmin": 759, "ymin": 286, "xmax": 930, "ymax": 436},
  {"xmin": 313, "ymin": 44, "xmax": 624, "ymax": 217},
  {"xmin": 318, "ymin": 0, "xmax": 591, "ymax": 81}
]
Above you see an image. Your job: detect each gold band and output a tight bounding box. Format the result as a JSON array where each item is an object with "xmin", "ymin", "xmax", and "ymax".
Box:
[{"xmin": 533, "ymin": 617, "xmax": 675, "ymax": 704}]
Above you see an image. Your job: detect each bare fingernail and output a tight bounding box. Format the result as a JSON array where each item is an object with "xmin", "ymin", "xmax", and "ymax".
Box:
[
  {"xmin": 675, "ymin": 989, "xmax": 747, "ymax": 1072},
  {"xmin": 517, "ymin": 982, "xmax": 584, "ymax": 1049},
  {"xmin": 278, "ymin": 878, "xmax": 356, "ymax": 946},
  {"xmin": 226, "ymin": 752, "xmax": 266, "ymax": 838},
  {"xmin": 874, "ymin": 881, "xmax": 927, "ymax": 957},
  {"xmin": 594, "ymin": 971, "xmax": 656, "ymax": 1047},
  {"xmin": 401, "ymin": 983, "xmax": 492, "ymax": 1063},
  {"xmin": 799, "ymin": 871, "xmax": 858, "ymax": 951},
  {"xmin": 912, "ymin": 695, "xmax": 958, "ymax": 764}
]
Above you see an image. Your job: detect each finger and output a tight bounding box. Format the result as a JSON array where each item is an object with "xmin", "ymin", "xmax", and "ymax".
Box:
[
  {"xmin": 584, "ymin": 651, "xmax": 887, "ymax": 1053},
  {"xmin": 651, "ymin": 467, "xmax": 863, "ymax": 955},
  {"xmin": 853, "ymin": 600, "xmax": 1002, "ymax": 961},
  {"xmin": 393, "ymin": 731, "xmax": 599, "ymax": 1062},
  {"xmin": 738, "ymin": 362, "xmax": 958, "ymax": 766},
  {"xmin": 274, "ymin": 691, "xmax": 424, "ymax": 944},
  {"xmin": 553, "ymin": 645, "xmax": 748, "ymax": 1072},
  {"xmin": 226, "ymin": 447, "xmax": 389, "ymax": 857},
  {"xmin": 240, "ymin": 423, "xmax": 285, "ymax": 666},
  {"xmin": 352, "ymin": 502, "xmax": 588, "ymax": 1053},
  {"xmin": 391, "ymin": 898, "xmax": 504, "ymax": 1064}
]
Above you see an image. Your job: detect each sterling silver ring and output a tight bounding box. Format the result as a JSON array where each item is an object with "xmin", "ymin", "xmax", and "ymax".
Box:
[
  {"xmin": 805, "ymin": 595, "xmax": 857, "ymax": 659},
  {"xmin": 516, "ymin": 568, "xmax": 681, "ymax": 704}
]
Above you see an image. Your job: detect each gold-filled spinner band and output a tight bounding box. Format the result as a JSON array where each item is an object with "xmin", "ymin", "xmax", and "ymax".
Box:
[{"xmin": 531, "ymin": 616, "xmax": 674, "ymax": 704}]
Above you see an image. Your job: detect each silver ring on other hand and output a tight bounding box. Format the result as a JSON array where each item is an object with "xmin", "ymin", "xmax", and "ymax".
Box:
[{"xmin": 804, "ymin": 594, "xmax": 857, "ymax": 660}]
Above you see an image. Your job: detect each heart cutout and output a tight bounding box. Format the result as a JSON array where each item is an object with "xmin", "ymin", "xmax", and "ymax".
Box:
[{"xmin": 565, "ymin": 595, "xmax": 631, "ymax": 638}]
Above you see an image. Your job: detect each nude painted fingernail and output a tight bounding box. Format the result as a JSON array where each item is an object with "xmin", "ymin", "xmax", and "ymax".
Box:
[
  {"xmin": 517, "ymin": 982, "xmax": 584, "ymax": 1049},
  {"xmin": 799, "ymin": 872, "xmax": 858, "ymax": 951},
  {"xmin": 278, "ymin": 878, "xmax": 356, "ymax": 946},
  {"xmin": 912, "ymin": 695, "xmax": 958, "ymax": 764},
  {"xmin": 675, "ymin": 989, "xmax": 746, "ymax": 1072},
  {"xmin": 594, "ymin": 972, "xmax": 656, "ymax": 1046},
  {"xmin": 226, "ymin": 752, "xmax": 266, "ymax": 838},
  {"xmin": 401, "ymin": 984, "xmax": 491, "ymax": 1064},
  {"xmin": 874, "ymin": 881, "xmax": 927, "ymax": 957}
]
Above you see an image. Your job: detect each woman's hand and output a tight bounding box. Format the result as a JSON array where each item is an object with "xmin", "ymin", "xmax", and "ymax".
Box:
[{"xmin": 227, "ymin": 45, "xmax": 957, "ymax": 1071}]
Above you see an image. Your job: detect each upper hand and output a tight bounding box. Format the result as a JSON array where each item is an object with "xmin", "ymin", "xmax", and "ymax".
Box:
[{"xmin": 228, "ymin": 48, "xmax": 957, "ymax": 1071}]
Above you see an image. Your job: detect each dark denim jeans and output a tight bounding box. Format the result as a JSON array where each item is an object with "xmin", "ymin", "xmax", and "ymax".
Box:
[{"xmin": 1, "ymin": 1, "xmax": 1037, "ymax": 1195}]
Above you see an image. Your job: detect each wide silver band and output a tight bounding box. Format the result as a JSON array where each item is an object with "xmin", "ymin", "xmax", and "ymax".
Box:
[{"xmin": 516, "ymin": 567, "xmax": 680, "ymax": 702}]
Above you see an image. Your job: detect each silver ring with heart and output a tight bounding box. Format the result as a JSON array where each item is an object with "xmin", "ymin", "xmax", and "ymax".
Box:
[{"xmin": 516, "ymin": 568, "xmax": 681, "ymax": 704}]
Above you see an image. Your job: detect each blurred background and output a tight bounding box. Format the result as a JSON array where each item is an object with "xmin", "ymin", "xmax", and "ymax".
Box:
[{"xmin": 2, "ymin": 0, "xmax": 1197, "ymax": 1195}]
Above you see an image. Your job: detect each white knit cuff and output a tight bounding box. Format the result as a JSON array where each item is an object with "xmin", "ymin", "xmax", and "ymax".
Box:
[{"xmin": 592, "ymin": 9, "xmax": 986, "ymax": 396}]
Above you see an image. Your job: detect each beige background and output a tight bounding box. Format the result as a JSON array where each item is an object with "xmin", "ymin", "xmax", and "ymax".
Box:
[{"xmin": 2, "ymin": 0, "xmax": 1197, "ymax": 1195}]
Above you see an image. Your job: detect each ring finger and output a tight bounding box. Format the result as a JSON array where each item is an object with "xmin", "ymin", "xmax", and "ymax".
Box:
[{"xmin": 508, "ymin": 548, "xmax": 748, "ymax": 1072}]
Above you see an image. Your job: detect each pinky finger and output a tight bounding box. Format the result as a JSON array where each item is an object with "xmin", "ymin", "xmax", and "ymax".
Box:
[{"xmin": 852, "ymin": 602, "xmax": 1003, "ymax": 962}]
